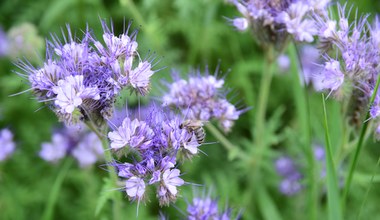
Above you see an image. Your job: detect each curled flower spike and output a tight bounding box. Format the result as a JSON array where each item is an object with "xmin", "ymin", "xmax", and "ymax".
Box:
[
  {"xmin": 0, "ymin": 128, "xmax": 16, "ymax": 161},
  {"xmin": 39, "ymin": 123, "xmax": 103, "ymax": 167},
  {"xmin": 162, "ymin": 67, "xmax": 242, "ymax": 133},
  {"xmin": 109, "ymin": 105, "xmax": 206, "ymax": 206},
  {"xmin": 16, "ymin": 19, "xmax": 158, "ymax": 125}
]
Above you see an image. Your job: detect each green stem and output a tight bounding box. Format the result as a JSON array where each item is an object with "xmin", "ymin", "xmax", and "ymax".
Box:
[
  {"xmin": 322, "ymin": 94, "xmax": 342, "ymax": 220},
  {"xmin": 288, "ymin": 42, "xmax": 317, "ymax": 220},
  {"xmin": 205, "ymin": 123, "xmax": 247, "ymax": 161},
  {"xmin": 87, "ymin": 122, "xmax": 122, "ymax": 220},
  {"xmin": 343, "ymin": 73, "xmax": 380, "ymax": 207},
  {"xmin": 357, "ymin": 155, "xmax": 380, "ymax": 219},
  {"xmin": 255, "ymin": 47, "xmax": 274, "ymax": 141},
  {"xmin": 42, "ymin": 158, "xmax": 73, "ymax": 220},
  {"xmin": 251, "ymin": 46, "xmax": 274, "ymax": 170}
]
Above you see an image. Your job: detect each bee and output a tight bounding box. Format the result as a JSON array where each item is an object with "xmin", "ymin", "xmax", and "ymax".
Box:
[{"xmin": 179, "ymin": 120, "xmax": 206, "ymax": 144}]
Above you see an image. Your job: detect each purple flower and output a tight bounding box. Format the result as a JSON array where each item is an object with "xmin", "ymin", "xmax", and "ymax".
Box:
[
  {"xmin": 109, "ymin": 105, "xmax": 206, "ymax": 206},
  {"xmin": 108, "ymin": 117, "xmax": 154, "ymax": 150},
  {"xmin": 71, "ymin": 133, "xmax": 103, "ymax": 167},
  {"xmin": 279, "ymin": 178, "xmax": 303, "ymax": 196},
  {"xmin": 275, "ymin": 156, "xmax": 297, "ymax": 177},
  {"xmin": 0, "ymin": 27, "xmax": 9, "ymax": 57},
  {"xmin": 314, "ymin": 60, "xmax": 344, "ymax": 92},
  {"xmin": 228, "ymin": 0, "xmax": 329, "ymax": 49},
  {"xmin": 53, "ymin": 75, "xmax": 100, "ymax": 114},
  {"xmin": 17, "ymin": 20, "xmax": 158, "ymax": 125},
  {"xmin": 39, "ymin": 133, "xmax": 69, "ymax": 163},
  {"xmin": 277, "ymin": 54, "xmax": 290, "ymax": 72},
  {"xmin": 162, "ymin": 68, "xmax": 242, "ymax": 132},
  {"xmin": 125, "ymin": 176, "xmax": 146, "ymax": 201},
  {"xmin": 185, "ymin": 189, "xmax": 240, "ymax": 220},
  {"xmin": 0, "ymin": 129, "xmax": 16, "ymax": 161},
  {"xmin": 40, "ymin": 123, "xmax": 103, "ymax": 167}
]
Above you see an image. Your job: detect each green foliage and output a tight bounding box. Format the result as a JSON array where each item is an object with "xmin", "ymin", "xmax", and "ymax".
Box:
[{"xmin": 1, "ymin": 0, "xmax": 380, "ymax": 219}]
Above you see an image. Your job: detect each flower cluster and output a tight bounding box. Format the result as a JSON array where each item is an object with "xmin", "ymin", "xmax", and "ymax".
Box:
[
  {"xmin": 229, "ymin": 0, "xmax": 330, "ymax": 50},
  {"xmin": 275, "ymin": 146, "xmax": 326, "ymax": 196},
  {"xmin": 17, "ymin": 20, "xmax": 157, "ymax": 125},
  {"xmin": 109, "ymin": 106, "xmax": 205, "ymax": 206},
  {"xmin": 162, "ymin": 68, "xmax": 241, "ymax": 133},
  {"xmin": 313, "ymin": 4, "xmax": 378, "ymax": 95},
  {"xmin": 0, "ymin": 128, "xmax": 16, "ymax": 161},
  {"xmin": 312, "ymin": 3, "xmax": 380, "ymax": 134},
  {"xmin": 161, "ymin": 188, "xmax": 240, "ymax": 220},
  {"xmin": 39, "ymin": 123, "xmax": 103, "ymax": 167}
]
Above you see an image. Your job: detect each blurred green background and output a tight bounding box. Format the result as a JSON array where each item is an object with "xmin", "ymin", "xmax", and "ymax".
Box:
[{"xmin": 1, "ymin": 0, "xmax": 380, "ymax": 219}]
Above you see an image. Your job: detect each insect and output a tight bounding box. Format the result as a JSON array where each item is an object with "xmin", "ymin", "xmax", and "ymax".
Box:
[{"xmin": 179, "ymin": 120, "xmax": 206, "ymax": 144}]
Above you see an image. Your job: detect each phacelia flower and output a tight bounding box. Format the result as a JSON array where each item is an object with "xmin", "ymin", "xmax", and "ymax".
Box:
[
  {"xmin": 162, "ymin": 68, "xmax": 242, "ymax": 133},
  {"xmin": 0, "ymin": 128, "xmax": 16, "ymax": 161},
  {"xmin": 314, "ymin": 60, "xmax": 344, "ymax": 93},
  {"xmin": 110, "ymin": 106, "xmax": 206, "ymax": 206},
  {"xmin": 161, "ymin": 188, "xmax": 241, "ymax": 220},
  {"xmin": 17, "ymin": 20, "xmax": 158, "ymax": 125},
  {"xmin": 39, "ymin": 123, "xmax": 103, "ymax": 167},
  {"xmin": 275, "ymin": 145, "xmax": 343, "ymax": 196},
  {"xmin": 228, "ymin": 0, "xmax": 329, "ymax": 50}
]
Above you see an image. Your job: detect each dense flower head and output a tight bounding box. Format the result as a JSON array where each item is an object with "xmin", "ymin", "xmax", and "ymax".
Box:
[
  {"xmin": 0, "ymin": 128, "xmax": 16, "ymax": 161},
  {"xmin": 162, "ymin": 68, "xmax": 242, "ymax": 133},
  {"xmin": 313, "ymin": 3, "xmax": 380, "ymax": 97},
  {"xmin": 39, "ymin": 123, "xmax": 103, "ymax": 167},
  {"xmin": 17, "ymin": 20, "xmax": 158, "ymax": 125},
  {"xmin": 229, "ymin": 0, "xmax": 329, "ymax": 50},
  {"xmin": 109, "ymin": 105, "xmax": 206, "ymax": 206}
]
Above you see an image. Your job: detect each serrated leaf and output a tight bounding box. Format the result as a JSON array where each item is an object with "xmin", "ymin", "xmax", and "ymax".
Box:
[{"xmin": 95, "ymin": 177, "xmax": 116, "ymax": 217}]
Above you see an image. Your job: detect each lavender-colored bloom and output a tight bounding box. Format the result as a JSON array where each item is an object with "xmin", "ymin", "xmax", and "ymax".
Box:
[
  {"xmin": 125, "ymin": 176, "xmax": 146, "ymax": 200},
  {"xmin": 71, "ymin": 132, "xmax": 103, "ymax": 167},
  {"xmin": 185, "ymin": 189, "xmax": 240, "ymax": 220},
  {"xmin": 279, "ymin": 178, "xmax": 303, "ymax": 196},
  {"xmin": 17, "ymin": 20, "xmax": 158, "ymax": 125},
  {"xmin": 110, "ymin": 106, "xmax": 205, "ymax": 206},
  {"xmin": 0, "ymin": 129, "xmax": 16, "ymax": 161},
  {"xmin": 187, "ymin": 197, "xmax": 219, "ymax": 220},
  {"xmin": 108, "ymin": 117, "xmax": 154, "ymax": 150},
  {"xmin": 162, "ymin": 68, "xmax": 242, "ymax": 133},
  {"xmin": 40, "ymin": 123, "xmax": 103, "ymax": 167},
  {"xmin": 53, "ymin": 75, "xmax": 100, "ymax": 114},
  {"xmin": 230, "ymin": 18, "xmax": 249, "ymax": 31},
  {"xmin": 39, "ymin": 133, "xmax": 69, "ymax": 162},
  {"xmin": 314, "ymin": 60, "xmax": 344, "ymax": 92},
  {"xmin": 228, "ymin": 0, "xmax": 329, "ymax": 50},
  {"xmin": 277, "ymin": 54, "xmax": 290, "ymax": 72},
  {"xmin": 0, "ymin": 27, "xmax": 8, "ymax": 57},
  {"xmin": 275, "ymin": 156, "xmax": 297, "ymax": 177}
]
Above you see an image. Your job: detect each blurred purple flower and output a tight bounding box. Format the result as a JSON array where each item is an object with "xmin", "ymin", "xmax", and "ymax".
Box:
[
  {"xmin": 228, "ymin": 0, "xmax": 329, "ymax": 50},
  {"xmin": 162, "ymin": 68, "xmax": 242, "ymax": 133},
  {"xmin": 40, "ymin": 123, "xmax": 103, "ymax": 167},
  {"xmin": 0, "ymin": 128, "xmax": 16, "ymax": 161},
  {"xmin": 0, "ymin": 27, "xmax": 9, "ymax": 57}
]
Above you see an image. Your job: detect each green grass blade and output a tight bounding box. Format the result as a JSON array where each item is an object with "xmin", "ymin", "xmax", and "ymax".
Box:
[
  {"xmin": 42, "ymin": 158, "xmax": 73, "ymax": 220},
  {"xmin": 343, "ymin": 73, "xmax": 380, "ymax": 206},
  {"xmin": 322, "ymin": 94, "xmax": 342, "ymax": 220},
  {"xmin": 257, "ymin": 184, "xmax": 283, "ymax": 220},
  {"xmin": 288, "ymin": 42, "xmax": 317, "ymax": 220}
]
